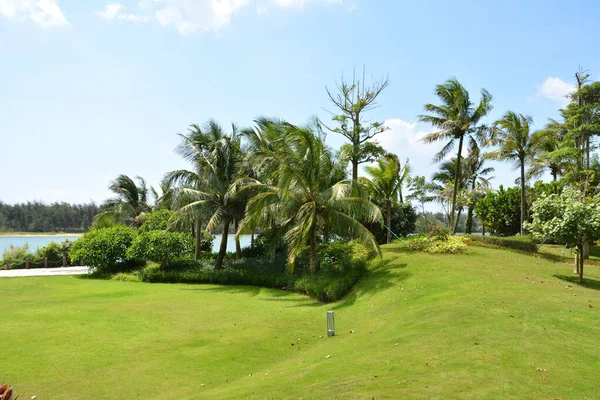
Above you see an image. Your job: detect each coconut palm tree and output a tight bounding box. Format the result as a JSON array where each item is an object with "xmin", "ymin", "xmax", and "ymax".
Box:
[
  {"xmin": 530, "ymin": 120, "xmax": 566, "ymax": 187},
  {"xmin": 419, "ymin": 78, "xmax": 493, "ymax": 233},
  {"xmin": 239, "ymin": 121, "xmax": 382, "ymax": 275},
  {"xmin": 93, "ymin": 174, "xmax": 151, "ymax": 228},
  {"xmin": 489, "ymin": 111, "xmax": 536, "ymax": 235},
  {"xmin": 463, "ymin": 148, "xmax": 494, "ymax": 234},
  {"xmin": 151, "ymin": 180, "xmax": 175, "ymax": 211},
  {"xmin": 165, "ymin": 121, "xmax": 244, "ymax": 269},
  {"xmin": 365, "ymin": 154, "xmax": 410, "ymax": 243}
]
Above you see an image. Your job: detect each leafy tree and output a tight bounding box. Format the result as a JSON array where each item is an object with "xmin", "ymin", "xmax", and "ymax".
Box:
[
  {"xmin": 127, "ymin": 231, "xmax": 194, "ymax": 267},
  {"xmin": 364, "ymin": 154, "xmax": 410, "ymax": 243},
  {"xmin": 525, "ymin": 189, "xmax": 600, "ymax": 283},
  {"xmin": 0, "ymin": 201, "xmax": 99, "ymax": 233},
  {"xmin": 474, "ymin": 186, "xmax": 521, "ymax": 236},
  {"xmin": 93, "ymin": 175, "xmax": 151, "ymax": 228},
  {"xmin": 240, "ymin": 121, "xmax": 382, "ymax": 275},
  {"xmin": 364, "ymin": 202, "xmax": 417, "ymax": 244},
  {"xmin": 489, "ymin": 112, "xmax": 536, "ymax": 235},
  {"xmin": 166, "ymin": 121, "xmax": 244, "ymax": 270},
  {"xmin": 70, "ymin": 225, "xmax": 138, "ymax": 273},
  {"xmin": 406, "ymin": 175, "xmax": 434, "ymax": 214},
  {"xmin": 325, "ymin": 68, "xmax": 389, "ymax": 181},
  {"xmin": 419, "ymin": 78, "xmax": 493, "ymax": 233}
]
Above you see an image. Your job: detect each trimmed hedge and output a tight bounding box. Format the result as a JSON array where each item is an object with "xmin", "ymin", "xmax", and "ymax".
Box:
[{"xmin": 463, "ymin": 235, "xmax": 538, "ymax": 253}]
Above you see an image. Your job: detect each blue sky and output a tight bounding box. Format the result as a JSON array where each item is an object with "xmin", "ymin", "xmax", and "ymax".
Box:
[{"xmin": 1, "ymin": 0, "xmax": 599, "ymax": 207}]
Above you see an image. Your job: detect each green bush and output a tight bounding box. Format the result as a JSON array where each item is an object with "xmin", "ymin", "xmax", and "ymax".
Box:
[
  {"xmin": 138, "ymin": 209, "xmax": 173, "ymax": 233},
  {"xmin": 463, "ymin": 234, "xmax": 538, "ymax": 253},
  {"xmin": 127, "ymin": 230, "xmax": 194, "ymax": 267},
  {"xmin": 137, "ymin": 241, "xmax": 372, "ymax": 302},
  {"xmin": 70, "ymin": 225, "xmax": 139, "ymax": 273},
  {"xmin": 407, "ymin": 235, "xmax": 467, "ymax": 254},
  {"xmin": 37, "ymin": 240, "xmax": 73, "ymax": 267},
  {"xmin": 1, "ymin": 244, "xmax": 38, "ymax": 269}
]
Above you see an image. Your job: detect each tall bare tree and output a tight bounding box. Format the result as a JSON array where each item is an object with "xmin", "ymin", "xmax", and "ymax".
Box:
[{"xmin": 325, "ymin": 67, "xmax": 390, "ymax": 181}]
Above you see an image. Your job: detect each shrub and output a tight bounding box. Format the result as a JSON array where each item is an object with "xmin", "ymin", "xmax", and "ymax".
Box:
[
  {"xmin": 1, "ymin": 244, "xmax": 38, "ymax": 269},
  {"xmin": 138, "ymin": 209, "xmax": 173, "ymax": 233},
  {"xmin": 407, "ymin": 234, "xmax": 467, "ymax": 254},
  {"xmin": 70, "ymin": 225, "xmax": 139, "ymax": 273},
  {"xmin": 127, "ymin": 230, "xmax": 194, "ymax": 267},
  {"xmin": 137, "ymin": 241, "xmax": 372, "ymax": 302},
  {"xmin": 464, "ymin": 235, "xmax": 538, "ymax": 253},
  {"xmin": 475, "ymin": 185, "xmax": 522, "ymax": 236},
  {"xmin": 37, "ymin": 240, "xmax": 73, "ymax": 267}
]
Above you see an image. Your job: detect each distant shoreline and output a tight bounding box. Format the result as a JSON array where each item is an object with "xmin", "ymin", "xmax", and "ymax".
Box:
[{"xmin": 0, "ymin": 233, "xmax": 83, "ymax": 237}]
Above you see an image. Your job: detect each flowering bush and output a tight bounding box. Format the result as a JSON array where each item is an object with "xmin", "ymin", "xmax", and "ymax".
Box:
[{"xmin": 407, "ymin": 226, "xmax": 467, "ymax": 254}]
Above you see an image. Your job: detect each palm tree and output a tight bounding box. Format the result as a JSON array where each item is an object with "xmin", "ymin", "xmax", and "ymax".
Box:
[
  {"xmin": 365, "ymin": 154, "xmax": 410, "ymax": 244},
  {"xmin": 166, "ymin": 121, "xmax": 243, "ymax": 269},
  {"xmin": 431, "ymin": 158, "xmax": 468, "ymax": 228},
  {"xmin": 419, "ymin": 78, "xmax": 493, "ymax": 233},
  {"xmin": 489, "ymin": 111, "xmax": 536, "ymax": 235},
  {"xmin": 463, "ymin": 148, "xmax": 494, "ymax": 234},
  {"xmin": 151, "ymin": 180, "xmax": 174, "ymax": 211},
  {"xmin": 530, "ymin": 120, "xmax": 565, "ymax": 188},
  {"xmin": 93, "ymin": 174, "xmax": 151, "ymax": 228},
  {"xmin": 239, "ymin": 121, "xmax": 382, "ymax": 275}
]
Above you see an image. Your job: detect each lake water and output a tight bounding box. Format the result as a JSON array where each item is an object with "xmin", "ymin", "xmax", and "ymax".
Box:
[{"xmin": 0, "ymin": 234, "xmax": 253, "ymax": 256}]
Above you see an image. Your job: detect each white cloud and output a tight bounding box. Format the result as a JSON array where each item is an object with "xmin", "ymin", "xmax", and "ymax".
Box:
[
  {"xmin": 538, "ymin": 76, "xmax": 575, "ymax": 102},
  {"xmin": 0, "ymin": 0, "xmax": 69, "ymax": 27},
  {"xmin": 365, "ymin": 118, "xmax": 444, "ymax": 181},
  {"xmin": 96, "ymin": 2, "xmax": 124, "ymax": 20},
  {"xmin": 96, "ymin": 2, "xmax": 150, "ymax": 23},
  {"xmin": 96, "ymin": 0, "xmax": 344, "ymax": 34}
]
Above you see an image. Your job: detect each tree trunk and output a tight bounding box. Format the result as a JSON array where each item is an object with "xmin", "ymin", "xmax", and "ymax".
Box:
[
  {"xmin": 465, "ymin": 205, "xmax": 474, "ymax": 234},
  {"xmin": 482, "ymin": 223, "xmax": 485, "ymax": 236},
  {"xmin": 578, "ymin": 244, "xmax": 585, "ymax": 283},
  {"xmin": 520, "ymin": 160, "xmax": 526, "ymax": 235},
  {"xmin": 574, "ymin": 249, "xmax": 579, "ymax": 274},
  {"xmin": 586, "ymin": 136, "xmax": 590, "ymax": 170},
  {"xmin": 234, "ymin": 218, "xmax": 241, "ymax": 260},
  {"xmin": 309, "ymin": 225, "xmax": 317, "ymax": 275},
  {"xmin": 194, "ymin": 218, "xmax": 202, "ymax": 260},
  {"xmin": 251, "ymin": 232, "xmax": 255, "ymax": 248},
  {"xmin": 453, "ymin": 207, "xmax": 462, "ymax": 234},
  {"xmin": 215, "ymin": 219, "xmax": 230, "ymax": 270},
  {"xmin": 465, "ymin": 180, "xmax": 476, "ymax": 234},
  {"xmin": 399, "ymin": 189, "xmax": 403, "ymax": 204},
  {"xmin": 386, "ymin": 200, "xmax": 392, "ymax": 244},
  {"xmin": 323, "ymin": 222, "xmax": 330, "ymax": 245},
  {"xmin": 450, "ymin": 135, "xmax": 465, "ymax": 234},
  {"xmin": 583, "ymin": 241, "xmax": 590, "ymax": 260},
  {"xmin": 352, "ymin": 156, "xmax": 359, "ymax": 181}
]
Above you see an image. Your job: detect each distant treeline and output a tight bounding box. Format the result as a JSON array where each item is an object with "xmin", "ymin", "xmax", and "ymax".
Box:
[{"xmin": 0, "ymin": 201, "xmax": 101, "ymax": 233}]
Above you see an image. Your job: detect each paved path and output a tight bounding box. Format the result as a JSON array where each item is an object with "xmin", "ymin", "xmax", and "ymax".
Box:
[{"xmin": 0, "ymin": 266, "xmax": 90, "ymax": 277}]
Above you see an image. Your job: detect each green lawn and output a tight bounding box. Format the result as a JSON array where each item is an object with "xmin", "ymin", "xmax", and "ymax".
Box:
[{"xmin": 2, "ymin": 245, "xmax": 599, "ymax": 399}]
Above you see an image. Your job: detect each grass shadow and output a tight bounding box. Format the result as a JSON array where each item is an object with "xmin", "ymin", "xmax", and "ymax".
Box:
[
  {"xmin": 553, "ymin": 274, "xmax": 600, "ymax": 291},
  {"xmin": 180, "ymin": 285, "xmax": 262, "ymax": 297},
  {"xmin": 333, "ymin": 259, "xmax": 410, "ymax": 310}
]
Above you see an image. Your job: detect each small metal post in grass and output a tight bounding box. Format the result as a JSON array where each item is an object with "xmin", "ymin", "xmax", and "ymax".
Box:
[
  {"xmin": 26, "ymin": 258, "xmax": 30, "ymax": 269},
  {"xmin": 327, "ymin": 311, "xmax": 335, "ymax": 337}
]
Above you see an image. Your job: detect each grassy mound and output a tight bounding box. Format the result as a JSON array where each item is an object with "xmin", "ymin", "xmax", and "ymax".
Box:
[{"xmin": 1, "ymin": 245, "xmax": 599, "ymax": 399}]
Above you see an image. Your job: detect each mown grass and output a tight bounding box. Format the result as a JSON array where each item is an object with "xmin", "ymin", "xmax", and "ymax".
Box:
[{"xmin": 1, "ymin": 245, "xmax": 599, "ymax": 399}]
